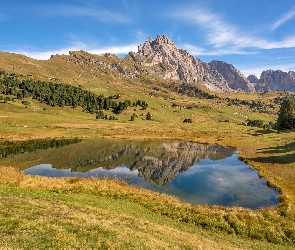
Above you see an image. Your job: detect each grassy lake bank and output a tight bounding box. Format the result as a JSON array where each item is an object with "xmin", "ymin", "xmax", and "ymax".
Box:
[
  {"xmin": 0, "ymin": 166, "xmax": 294, "ymax": 249},
  {"xmin": 1, "ymin": 86, "xmax": 295, "ymax": 248}
]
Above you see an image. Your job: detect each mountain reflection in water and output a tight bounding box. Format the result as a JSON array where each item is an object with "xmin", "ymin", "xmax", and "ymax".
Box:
[
  {"xmin": 27, "ymin": 140, "xmax": 236, "ymax": 186},
  {"xmin": 3, "ymin": 139, "xmax": 278, "ymax": 209}
]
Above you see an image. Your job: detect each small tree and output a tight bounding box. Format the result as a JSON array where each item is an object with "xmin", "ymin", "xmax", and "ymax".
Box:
[
  {"xmin": 146, "ymin": 112, "xmax": 152, "ymax": 120},
  {"xmin": 130, "ymin": 113, "xmax": 138, "ymax": 121},
  {"xmin": 277, "ymin": 98, "xmax": 295, "ymax": 131}
]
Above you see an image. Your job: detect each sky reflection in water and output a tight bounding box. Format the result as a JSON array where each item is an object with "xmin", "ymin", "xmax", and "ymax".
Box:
[{"xmin": 24, "ymin": 147, "xmax": 279, "ymax": 210}]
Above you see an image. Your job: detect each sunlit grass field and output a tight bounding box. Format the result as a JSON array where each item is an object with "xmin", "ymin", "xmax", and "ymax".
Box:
[{"xmin": 1, "ymin": 88, "xmax": 295, "ymax": 248}]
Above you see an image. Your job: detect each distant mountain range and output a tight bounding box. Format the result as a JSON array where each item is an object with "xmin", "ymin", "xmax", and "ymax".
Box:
[
  {"xmin": 128, "ymin": 35, "xmax": 295, "ymax": 93},
  {"xmin": 247, "ymin": 70, "xmax": 295, "ymax": 92},
  {"xmin": 1, "ymin": 34, "xmax": 295, "ymax": 93}
]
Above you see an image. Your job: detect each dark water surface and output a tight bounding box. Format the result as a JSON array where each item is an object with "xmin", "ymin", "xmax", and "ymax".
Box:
[{"xmin": 3, "ymin": 139, "xmax": 279, "ymax": 209}]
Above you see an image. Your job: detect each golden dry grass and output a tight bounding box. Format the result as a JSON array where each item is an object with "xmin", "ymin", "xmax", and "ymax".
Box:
[{"xmin": 0, "ymin": 166, "xmax": 294, "ymax": 249}]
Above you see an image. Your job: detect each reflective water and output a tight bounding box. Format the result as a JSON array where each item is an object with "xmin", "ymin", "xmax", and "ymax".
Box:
[{"xmin": 3, "ymin": 139, "xmax": 278, "ymax": 209}]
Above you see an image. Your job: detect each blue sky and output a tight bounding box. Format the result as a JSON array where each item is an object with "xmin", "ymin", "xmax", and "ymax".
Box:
[{"xmin": 1, "ymin": 0, "xmax": 295, "ymax": 77}]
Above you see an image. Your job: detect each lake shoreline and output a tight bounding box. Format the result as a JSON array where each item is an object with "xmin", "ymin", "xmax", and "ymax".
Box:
[{"xmin": 12, "ymin": 138, "xmax": 278, "ymax": 209}]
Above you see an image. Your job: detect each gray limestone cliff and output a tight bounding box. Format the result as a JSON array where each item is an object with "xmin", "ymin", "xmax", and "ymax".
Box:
[
  {"xmin": 247, "ymin": 74, "xmax": 260, "ymax": 84},
  {"xmin": 248, "ymin": 70, "xmax": 295, "ymax": 92},
  {"xmin": 129, "ymin": 35, "xmax": 232, "ymax": 92},
  {"xmin": 209, "ymin": 60, "xmax": 255, "ymax": 92},
  {"xmin": 128, "ymin": 35, "xmax": 256, "ymax": 92}
]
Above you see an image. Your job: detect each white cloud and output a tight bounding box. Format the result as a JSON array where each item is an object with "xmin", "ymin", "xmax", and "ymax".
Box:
[
  {"xmin": 61, "ymin": 6, "xmax": 132, "ymax": 23},
  {"xmin": 16, "ymin": 49, "xmax": 70, "ymax": 60},
  {"xmin": 270, "ymin": 7, "xmax": 295, "ymax": 31},
  {"xmin": 180, "ymin": 44, "xmax": 205, "ymax": 55},
  {"xmin": 39, "ymin": 4, "xmax": 132, "ymax": 23},
  {"xmin": 134, "ymin": 31, "xmax": 148, "ymax": 43},
  {"xmin": 88, "ymin": 44, "xmax": 138, "ymax": 55},
  {"xmin": 181, "ymin": 43, "xmax": 257, "ymax": 56},
  {"xmin": 258, "ymin": 35, "xmax": 295, "ymax": 49},
  {"xmin": 14, "ymin": 43, "xmax": 138, "ymax": 60},
  {"xmin": 89, "ymin": 166, "xmax": 139, "ymax": 177},
  {"xmin": 170, "ymin": 6, "xmax": 295, "ymax": 51},
  {"xmin": 171, "ymin": 8, "xmax": 237, "ymax": 48},
  {"xmin": 239, "ymin": 63, "xmax": 295, "ymax": 77}
]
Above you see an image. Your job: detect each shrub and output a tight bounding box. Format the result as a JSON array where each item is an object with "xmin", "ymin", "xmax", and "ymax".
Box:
[
  {"xmin": 246, "ymin": 119, "xmax": 264, "ymax": 128},
  {"xmin": 21, "ymin": 100, "xmax": 30, "ymax": 106},
  {"xmin": 146, "ymin": 112, "xmax": 152, "ymax": 120},
  {"xmin": 183, "ymin": 118, "xmax": 192, "ymax": 123}
]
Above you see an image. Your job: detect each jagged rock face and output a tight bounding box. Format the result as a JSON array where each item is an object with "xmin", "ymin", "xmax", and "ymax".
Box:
[
  {"xmin": 130, "ymin": 35, "xmax": 231, "ymax": 92},
  {"xmin": 254, "ymin": 70, "xmax": 295, "ymax": 92},
  {"xmin": 209, "ymin": 60, "xmax": 255, "ymax": 92},
  {"xmin": 59, "ymin": 35, "xmax": 295, "ymax": 93},
  {"xmin": 64, "ymin": 35, "xmax": 257, "ymax": 93},
  {"xmin": 128, "ymin": 35, "xmax": 260, "ymax": 92},
  {"xmin": 247, "ymin": 74, "xmax": 260, "ymax": 84}
]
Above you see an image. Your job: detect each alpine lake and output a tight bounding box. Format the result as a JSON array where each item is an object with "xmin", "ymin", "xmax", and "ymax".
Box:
[{"xmin": 0, "ymin": 138, "xmax": 279, "ymax": 209}]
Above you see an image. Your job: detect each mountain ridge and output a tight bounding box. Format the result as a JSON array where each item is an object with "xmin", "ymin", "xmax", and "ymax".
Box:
[
  {"xmin": 248, "ymin": 70, "xmax": 295, "ymax": 92},
  {"xmin": 0, "ymin": 34, "xmax": 294, "ymax": 93}
]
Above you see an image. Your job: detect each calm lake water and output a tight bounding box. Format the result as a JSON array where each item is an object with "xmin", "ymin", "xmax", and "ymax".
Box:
[{"xmin": 8, "ymin": 139, "xmax": 279, "ymax": 209}]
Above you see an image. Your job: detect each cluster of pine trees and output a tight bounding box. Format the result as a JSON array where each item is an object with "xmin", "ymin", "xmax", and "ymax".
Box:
[
  {"xmin": 225, "ymin": 97, "xmax": 275, "ymax": 114},
  {"xmin": 0, "ymin": 71, "xmax": 149, "ymax": 118}
]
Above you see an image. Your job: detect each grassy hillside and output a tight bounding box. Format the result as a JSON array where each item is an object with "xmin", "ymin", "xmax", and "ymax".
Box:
[
  {"xmin": 0, "ymin": 51, "xmax": 295, "ymax": 248},
  {"xmin": 0, "ymin": 167, "xmax": 294, "ymax": 249}
]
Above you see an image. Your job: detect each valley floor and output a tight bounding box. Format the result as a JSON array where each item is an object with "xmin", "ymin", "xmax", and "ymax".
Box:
[{"xmin": 0, "ymin": 90, "xmax": 295, "ymax": 249}]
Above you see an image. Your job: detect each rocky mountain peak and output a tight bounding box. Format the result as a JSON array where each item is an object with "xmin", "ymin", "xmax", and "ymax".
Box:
[
  {"xmin": 137, "ymin": 35, "xmax": 178, "ymax": 57},
  {"xmin": 131, "ymin": 35, "xmax": 232, "ymax": 92},
  {"xmin": 62, "ymin": 35, "xmax": 295, "ymax": 93},
  {"xmin": 155, "ymin": 34, "xmax": 176, "ymax": 45},
  {"xmin": 129, "ymin": 35, "xmax": 259, "ymax": 92}
]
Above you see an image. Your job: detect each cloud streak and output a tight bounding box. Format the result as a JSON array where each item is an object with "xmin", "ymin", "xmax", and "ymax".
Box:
[
  {"xmin": 270, "ymin": 7, "xmax": 295, "ymax": 31},
  {"xmin": 88, "ymin": 44, "xmax": 138, "ymax": 55},
  {"xmin": 239, "ymin": 62, "xmax": 295, "ymax": 78},
  {"xmin": 57, "ymin": 5, "xmax": 132, "ymax": 23},
  {"xmin": 171, "ymin": 7, "xmax": 237, "ymax": 48},
  {"xmin": 170, "ymin": 5, "xmax": 295, "ymax": 53},
  {"xmin": 181, "ymin": 43, "xmax": 257, "ymax": 56},
  {"xmin": 34, "ymin": 3, "xmax": 132, "ymax": 24}
]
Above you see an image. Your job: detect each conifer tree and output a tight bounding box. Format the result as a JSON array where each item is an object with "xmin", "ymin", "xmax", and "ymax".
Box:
[{"xmin": 277, "ymin": 98, "xmax": 295, "ymax": 131}]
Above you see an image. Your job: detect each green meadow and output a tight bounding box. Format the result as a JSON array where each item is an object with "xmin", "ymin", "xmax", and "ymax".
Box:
[{"xmin": 0, "ymin": 52, "xmax": 295, "ymax": 249}]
